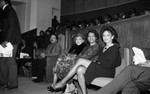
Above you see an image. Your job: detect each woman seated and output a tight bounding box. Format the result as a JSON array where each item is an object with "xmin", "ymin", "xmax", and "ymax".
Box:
[
  {"xmin": 48, "ymin": 29, "xmax": 102, "ymax": 93},
  {"xmin": 51, "ymin": 33, "xmax": 86, "ymax": 87},
  {"xmin": 48, "ymin": 25, "xmax": 121, "ymax": 94}
]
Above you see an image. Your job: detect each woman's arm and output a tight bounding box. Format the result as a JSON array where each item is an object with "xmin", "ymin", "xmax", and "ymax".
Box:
[{"xmin": 79, "ymin": 44, "xmax": 101, "ymax": 60}]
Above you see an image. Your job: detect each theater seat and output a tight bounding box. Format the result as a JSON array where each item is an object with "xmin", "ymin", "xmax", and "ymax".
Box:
[{"xmin": 91, "ymin": 60, "xmax": 125, "ymax": 87}]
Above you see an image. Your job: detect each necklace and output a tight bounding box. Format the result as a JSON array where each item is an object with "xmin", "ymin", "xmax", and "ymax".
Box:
[{"xmin": 103, "ymin": 44, "xmax": 114, "ymax": 52}]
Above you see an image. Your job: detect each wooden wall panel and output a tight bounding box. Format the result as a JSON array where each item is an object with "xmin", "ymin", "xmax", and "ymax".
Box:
[
  {"xmin": 61, "ymin": 0, "xmax": 75, "ymax": 15},
  {"xmin": 61, "ymin": 0, "xmax": 137, "ymax": 15},
  {"xmin": 107, "ymin": 0, "xmax": 119, "ymax": 6},
  {"xmin": 119, "ymin": 0, "xmax": 134, "ymax": 4},
  {"xmin": 85, "ymin": 0, "xmax": 107, "ymax": 10},
  {"xmin": 75, "ymin": 0, "xmax": 85, "ymax": 13}
]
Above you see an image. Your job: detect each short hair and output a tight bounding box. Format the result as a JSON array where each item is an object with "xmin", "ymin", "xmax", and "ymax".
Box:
[
  {"xmin": 86, "ymin": 29, "xmax": 99, "ymax": 43},
  {"xmin": 72, "ymin": 33, "xmax": 85, "ymax": 44}
]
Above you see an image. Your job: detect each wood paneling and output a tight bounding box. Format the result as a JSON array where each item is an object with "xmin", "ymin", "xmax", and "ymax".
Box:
[
  {"xmin": 75, "ymin": 0, "xmax": 85, "ymax": 13},
  {"xmin": 107, "ymin": 0, "xmax": 119, "ymax": 6},
  {"xmin": 61, "ymin": 0, "xmax": 137, "ymax": 15},
  {"xmin": 119, "ymin": 0, "xmax": 133, "ymax": 4},
  {"xmin": 61, "ymin": 0, "xmax": 75, "ymax": 15},
  {"xmin": 85, "ymin": 0, "xmax": 107, "ymax": 10}
]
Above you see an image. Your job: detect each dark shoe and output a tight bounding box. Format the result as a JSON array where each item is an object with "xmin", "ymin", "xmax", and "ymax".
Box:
[
  {"xmin": 7, "ymin": 86, "xmax": 18, "ymax": 90},
  {"xmin": 47, "ymin": 86, "xmax": 55, "ymax": 92},
  {"xmin": 47, "ymin": 85, "xmax": 53, "ymax": 89},
  {"xmin": 32, "ymin": 79, "xmax": 43, "ymax": 83},
  {"xmin": 47, "ymin": 85, "xmax": 66, "ymax": 92}
]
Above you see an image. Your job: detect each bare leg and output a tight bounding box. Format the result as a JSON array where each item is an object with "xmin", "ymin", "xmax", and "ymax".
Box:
[
  {"xmin": 54, "ymin": 58, "xmax": 92, "ymax": 88},
  {"xmin": 77, "ymin": 66, "xmax": 87, "ymax": 94},
  {"xmin": 52, "ymin": 67, "xmax": 58, "ymax": 85}
]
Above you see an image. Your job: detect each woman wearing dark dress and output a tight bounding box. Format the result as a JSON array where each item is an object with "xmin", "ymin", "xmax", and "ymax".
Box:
[{"xmin": 49, "ymin": 25, "xmax": 121, "ymax": 94}]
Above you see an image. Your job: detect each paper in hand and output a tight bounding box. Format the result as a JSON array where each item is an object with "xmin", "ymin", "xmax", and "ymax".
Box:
[{"xmin": 0, "ymin": 42, "xmax": 13, "ymax": 57}]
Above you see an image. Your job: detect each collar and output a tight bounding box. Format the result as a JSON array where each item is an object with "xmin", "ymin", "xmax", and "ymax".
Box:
[{"xmin": 2, "ymin": 4, "xmax": 8, "ymax": 10}]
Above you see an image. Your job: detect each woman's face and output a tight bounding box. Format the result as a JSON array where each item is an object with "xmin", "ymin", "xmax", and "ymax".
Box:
[
  {"xmin": 102, "ymin": 30, "xmax": 114, "ymax": 44},
  {"xmin": 88, "ymin": 32, "xmax": 97, "ymax": 44},
  {"xmin": 75, "ymin": 36, "xmax": 84, "ymax": 45},
  {"xmin": 50, "ymin": 35, "xmax": 57, "ymax": 43}
]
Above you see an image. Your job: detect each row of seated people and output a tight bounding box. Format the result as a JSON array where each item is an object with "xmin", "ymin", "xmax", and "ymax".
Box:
[
  {"xmin": 43, "ymin": 25, "xmax": 150, "ymax": 94},
  {"xmin": 32, "ymin": 29, "xmax": 100, "ymax": 82},
  {"xmin": 20, "ymin": 24, "xmax": 150, "ymax": 93},
  {"xmin": 62, "ymin": 8, "xmax": 150, "ymax": 31}
]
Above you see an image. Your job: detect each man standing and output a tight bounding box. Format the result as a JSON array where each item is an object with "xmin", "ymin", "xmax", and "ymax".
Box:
[{"xmin": 0, "ymin": 0, "xmax": 21, "ymax": 90}]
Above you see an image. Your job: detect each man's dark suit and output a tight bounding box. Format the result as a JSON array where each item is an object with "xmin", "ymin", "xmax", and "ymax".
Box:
[
  {"xmin": 0, "ymin": 4, "xmax": 21, "ymax": 87},
  {"xmin": 96, "ymin": 65, "xmax": 150, "ymax": 94}
]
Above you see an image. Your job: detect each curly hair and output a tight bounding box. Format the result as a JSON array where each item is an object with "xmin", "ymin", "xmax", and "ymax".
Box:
[
  {"xmin": 86, "ymin": 29, "xmax": 99, "ymax": 43},
  {"xmin": 72, "ymin": 33, "xmax": 85, "ymax": 44}
]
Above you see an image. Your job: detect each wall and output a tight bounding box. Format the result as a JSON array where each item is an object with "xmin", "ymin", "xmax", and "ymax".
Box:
[
  {"xmin": 61, "ymin": 0, "xmax": 136, "ymax": 15},
  {"xmin": 12, "ymin": 0, "xmax": 61, "ymax": 35},
  {"xmin": 12, "ymin": 0, "xmax": 30, "ymax": 33},
  {"xmin": 36, "ymin": 0, "xmax": 61, "ymax": 35}
]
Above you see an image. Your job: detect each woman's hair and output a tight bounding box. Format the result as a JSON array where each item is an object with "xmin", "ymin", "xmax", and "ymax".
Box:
[
  {"xmin": 86, "ymin": 29, "xmax": 99, "ymax": 43},
  {"xmin": 72, "ymin": 33, "xmax": 85, "ymax": 44},
  {"xmin": 100, "ymin": 25, "xmax": 119, "ymax": 45}
]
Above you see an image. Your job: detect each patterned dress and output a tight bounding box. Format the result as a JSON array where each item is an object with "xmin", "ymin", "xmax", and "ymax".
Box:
[{"xmin": 56, "ymin": 43, "xmax": 101, "ymax": 79}]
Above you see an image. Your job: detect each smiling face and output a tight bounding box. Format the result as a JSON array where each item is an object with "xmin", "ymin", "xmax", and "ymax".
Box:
[
  {"xmin": 50, "ymin": 35, "xmax": 57, "ymax": 43},
  {"xmin": 102, "ymin": 30, "xmax": 114, "ymax": 44},
  {"xmin": 88, "ymin": 32, "xmax": 97, "ymax": 44},
  {"xmin": 75, "ymin": 36, "xmax": 84, "ymax": 46}
]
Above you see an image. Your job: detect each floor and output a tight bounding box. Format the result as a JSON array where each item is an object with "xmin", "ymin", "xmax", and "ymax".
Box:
[{"xmin": 0, "ymin": 77, "xmax": 97, "ymax": 94}]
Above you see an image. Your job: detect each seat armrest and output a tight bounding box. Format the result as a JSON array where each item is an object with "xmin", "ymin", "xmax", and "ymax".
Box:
[{"xmin": 91, "ymin": 77, "xmax": 113, "ymax": 87}]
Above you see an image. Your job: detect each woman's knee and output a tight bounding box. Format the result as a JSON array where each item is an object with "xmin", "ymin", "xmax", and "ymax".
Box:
[
  {"xmin": 76, "ymin": 58, "xmax": 84, "ymax": 64},
  {"xmin": 76, "ymin": 58, "xmax": 91, "ymax": 66},
  {"xmin": 77, "ymin": 66, "xmax": 86, "ymax": 75}
]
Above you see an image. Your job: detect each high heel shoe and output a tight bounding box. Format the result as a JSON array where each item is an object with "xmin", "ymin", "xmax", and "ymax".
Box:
[
  {"xmin": 47, "ymin": 84, "xmax": 66, "ymax": 92},
  {"xmin": 47, "ymin": 86, "xmax": 56, "ymax": 92}
]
